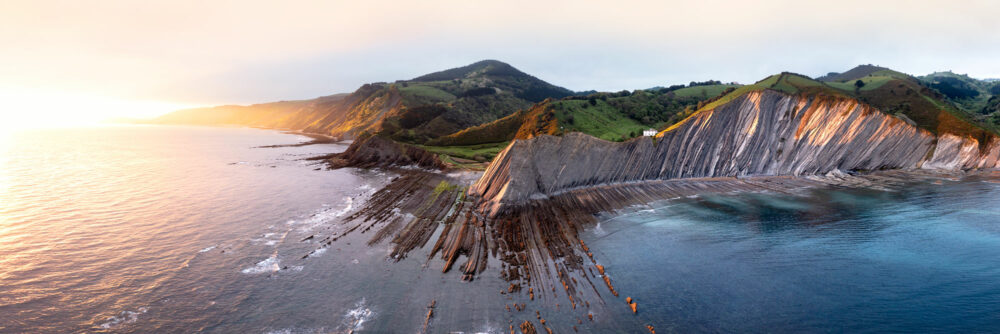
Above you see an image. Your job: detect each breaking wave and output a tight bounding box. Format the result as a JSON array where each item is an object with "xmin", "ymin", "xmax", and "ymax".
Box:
[
  {"xmin": 241, "ymin": 255, "xmax": 281, "ymax": 274},
  {"xmin": 98, "ymin": 307, "xmax": 148, "ymax": 329}
]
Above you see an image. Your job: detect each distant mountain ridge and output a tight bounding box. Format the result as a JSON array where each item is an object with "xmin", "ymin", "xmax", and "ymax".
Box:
[
  {"xmin": 433, "ymin": 66, "xmax": 1000, "ymax": 153},
  {"xmin": 816, "ymin": 64, "xmax": 906, "ymax": 82},
  {"xmin": 156, "ymin": 61, "xmax": 1000, "ymax": 165},
  {"xmin": 918, "ymin": 71, "xmax": 1000, "ymax": 118},
  {"xmin": 154, "ymin": 60, "xmax": 573, "ymax": 143},
  {"xmin": 408, "ymin": 60, "xmax": 573, "ymax": 102}
]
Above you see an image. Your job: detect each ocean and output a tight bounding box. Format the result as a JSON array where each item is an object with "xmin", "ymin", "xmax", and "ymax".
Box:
[
  {"xmin": 1, "ymin": 125, "xmax": 998, "ymax": 333},
  {"xmin": 586, "ymin": 178, "xmax": 1000, "ymax": 332}
]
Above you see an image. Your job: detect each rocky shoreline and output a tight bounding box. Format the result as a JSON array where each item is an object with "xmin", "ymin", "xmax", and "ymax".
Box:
[
  {"xmin": 307, "ymin": 135, "xmax": 446, "ymax": 170},
  {"xmin": 300, "ymin": 159, "xmax": 997, "ymax": 332},
  {"xmin": 288, "ymin": 89, "xmax": 1000, "ymax": 332}
]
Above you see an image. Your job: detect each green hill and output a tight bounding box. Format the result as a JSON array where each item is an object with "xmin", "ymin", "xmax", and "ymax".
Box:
[
  {"xmin": 157, "ymin": 61, "xmax": 1000, "ymax": 166},
  {"xmin": 428, "ymin": 83, "xmax": 737, "ymax": 145},
  {"xmin": 670, "ymin": 69, "xmax": 998, "ymax": 150},
  {"xmin": 409, "ymin": 60, "xmax": 574, "ymax": 102},
  {"xmin": 155, "ymin": 60, "xmax": 574, "ymax": 144},
  {"xmin": 918, "ymin": 71, "xmax": 999, "ymax": 120},
  {"xmin": 816, "ymin": 64, "xmax": 909, "ymax": 82}
]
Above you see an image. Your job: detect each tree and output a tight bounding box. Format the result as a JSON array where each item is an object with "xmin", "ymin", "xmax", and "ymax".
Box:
[
  {"xmin": 854, "ymin": 80, "xmax": 866, "ymax": 89},
  {"xmin": 989, "ymin": 83, "xmax": 1000, "ymax": 95}
]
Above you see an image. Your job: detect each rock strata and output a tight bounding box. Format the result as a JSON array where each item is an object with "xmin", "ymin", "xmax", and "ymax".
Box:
[
  {"xmin": 471, "ymin": 90, "xmax": 1000, "ymax": 213},
  {"xmin": 317, "ymin": 135, "xmax": 446, "ymax": 170}
]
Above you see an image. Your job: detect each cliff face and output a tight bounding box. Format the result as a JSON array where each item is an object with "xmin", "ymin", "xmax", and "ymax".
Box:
[
  {"xmin": 153, "ymin": 60, "xmax": 574, "ymax": 142},
  {"xmin": 154, "ymin": 84, "xmax": 402, "ymax": 140},
  {"xmin": 321, "ymin": 135, "xmax": 446, "ymax": 170},
  {"xmin": 470, "ymin": 90, "xmax": 1000, "ymax": 212}
]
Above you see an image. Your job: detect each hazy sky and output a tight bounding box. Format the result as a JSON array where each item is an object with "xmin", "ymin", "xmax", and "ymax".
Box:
[{"xmin": 2, "ymin": 0, "xmax": 999, "ymax": 125}]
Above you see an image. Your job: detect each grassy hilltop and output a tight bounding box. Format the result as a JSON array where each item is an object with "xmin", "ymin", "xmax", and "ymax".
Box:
[
  {"xmin": 427, "ymin": 81, "xmax": 737, "ymax": 146},
  {"xmin": 158, "ymin": 61, "xmax": 1000, "ymax": 170}
]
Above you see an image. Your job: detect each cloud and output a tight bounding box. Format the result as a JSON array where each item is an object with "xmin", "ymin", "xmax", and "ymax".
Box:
[{"xmin": 1, "ymin": 0, "xmax": 998, "ymax": 109}]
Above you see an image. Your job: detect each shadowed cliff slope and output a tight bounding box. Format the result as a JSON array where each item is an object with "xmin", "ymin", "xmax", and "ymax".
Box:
[
  {"xmin": 315, "ymin": 135, "xmax": 446, "ymax": 170},
  {"xmin": 470, "ymin": 90, "xmax": 1000, "ymax": 212},
  {"xmin": 154, "ymin": 60, "xmax": 573, "ymax": 143}
]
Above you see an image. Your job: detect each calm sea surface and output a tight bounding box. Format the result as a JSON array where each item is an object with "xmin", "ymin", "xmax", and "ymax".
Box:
[
  {"xmin": 1, "ymin": 125, "xmax": 998, "ymax": 333},
  {"xmin": 587, "ymin": 177, "xmax": 1000, "ymax": 333}
]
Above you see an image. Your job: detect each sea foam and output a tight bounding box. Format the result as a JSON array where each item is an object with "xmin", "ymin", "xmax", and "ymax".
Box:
[
  {"xmin": 342, "ymin": 298, "xmax": 375, "ymax": 332},
  {"xmin": 98, "ymin": 307, "xmax": 148, "ymax": 329},
  {"xmin": 241, "ymin": 255, "xmax": 280, "ymax": 274}
]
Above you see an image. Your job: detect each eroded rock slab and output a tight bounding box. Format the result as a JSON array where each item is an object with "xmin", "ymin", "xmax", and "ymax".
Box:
[{"xmin": 471, "ymin": 90, "xmax": 1000, "ymax": 214}]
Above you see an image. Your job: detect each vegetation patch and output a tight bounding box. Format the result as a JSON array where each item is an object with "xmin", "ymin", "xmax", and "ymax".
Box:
[
  {"xmin": 667, "ymin": 70, "xmax": 998, "ymax": 149},
  {"xmin": 552, "ymin": 100, "xmax": 649, "ymax": 141},
  {"xmin": 419, "ymin": 141, "xmax": 511, "ymax": 162},
  {"xmin": 398, "ymin": 84, "xmax": 457, "ymax": 103},
  {"xmin": 669, "ymin": 84, "xmax": 739, "ymax": 98}
]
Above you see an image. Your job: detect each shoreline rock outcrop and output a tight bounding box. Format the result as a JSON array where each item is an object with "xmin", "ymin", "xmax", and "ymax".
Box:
[
  {"xmin": 316, "ymin": 135, "xmax": 446, "ymax": 170},
  {"xmin": 301, "ymin": 89, "xmax": 1000, "ymax": 332},
  {"xmin": 470, "ymin": 90, "xmax": 1000, "ymax": 214}
]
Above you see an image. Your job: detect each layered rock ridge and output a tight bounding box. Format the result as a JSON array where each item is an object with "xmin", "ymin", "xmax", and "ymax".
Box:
[{"xmin": 470, "ymin": 90, "xmax": 1000, "ymax": 213}]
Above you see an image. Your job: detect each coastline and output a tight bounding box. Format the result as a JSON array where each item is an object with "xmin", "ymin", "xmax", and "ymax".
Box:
[
  {"xmin": 126, "ymin": 122, "xmax": 1000, "ymax": 332},
  {"xmin": 303, "ymin": 161, "xmax": 1000, "ymax": 332},
  {"xmin": 255, "ymin": 131, "xmax": 344, "ymax": 148}
]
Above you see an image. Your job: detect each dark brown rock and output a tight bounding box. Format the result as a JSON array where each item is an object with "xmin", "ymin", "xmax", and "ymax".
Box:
[{"xmin": 322, "ymin": 135, "xmax": 446, "ymax": 170}]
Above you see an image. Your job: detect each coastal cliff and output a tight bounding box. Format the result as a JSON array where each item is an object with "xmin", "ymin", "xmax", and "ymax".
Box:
[
  {"xmin": 316, "ymin": 135, "xmax": 446, "ymax": 170},
  {"xmin": 153, "ymin": 60, "xmax": 572, "ymax": 143},
  {"xmin": 154, "ymin": 84, "xmax": 404, "ymax": 140},
  {"xmin": 305, "ymin": 89, "xmax": 1000, "ymax": 332},
  {"xmin": 470, "ymin": 90, "xmax": 1000, "ymax": 212}
]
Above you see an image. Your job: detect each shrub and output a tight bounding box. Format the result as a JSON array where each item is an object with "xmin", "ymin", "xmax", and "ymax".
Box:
[{"xmin": 459, "ymin": 87, "xmax": 497, "ymax": 98}]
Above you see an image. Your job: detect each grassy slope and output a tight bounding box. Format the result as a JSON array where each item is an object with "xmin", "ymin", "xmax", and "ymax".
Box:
[
  {"xmin": 415, "ymin": 141, "xmax": 510, "ymax": 170},
  {"xmin": 671, "ymin": 84, "xmax": 740, "ymax": 98},
  {"xmin": 696, "ymin": 75, "xmax": 786, "ymax": 112},
  {"xmin": 379, "ymin": 60, "xmax": 572, "ymax": 144},
  {"xmin": 424, "ymin": 108, "xmax": 530, "ymax": 146},
  {"xmin": 662, "ymin": 71, "xmax": 998, "ymax": 150},
  {"xmin": 550, "ymin": 99, "xmax": 649, "ymax": 141},
  {"xmin": 817, "ymin": 65, "xmax": 908, "ymax": 82},
  {"xmin": 418, "ymin": 142, "xmax": 510, "ymax": 161},
  {"xmin": 429, "ymin": 84, "xmax": 737, "ymax": 146},
  {"xmin": 398, "ymin": 84, "xmax": 457, "ymax": 104},
  {"xmin": 918, "ymin": 71, "xmax": 998, "ymax": 121}
]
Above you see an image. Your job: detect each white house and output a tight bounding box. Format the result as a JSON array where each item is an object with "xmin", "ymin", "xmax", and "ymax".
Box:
[{"xmin": 642, "ymin": 128, "xmax": 657, "ymax": 137}]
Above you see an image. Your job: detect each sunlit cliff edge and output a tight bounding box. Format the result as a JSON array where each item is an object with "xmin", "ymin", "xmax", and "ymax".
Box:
[
  {"xmin": 152, "ymin": 60, "xmax": 574, "ymax": 143},
  {"xmin": 469, "ymin": 90, "xmax": 1000, "ymax": 215}
]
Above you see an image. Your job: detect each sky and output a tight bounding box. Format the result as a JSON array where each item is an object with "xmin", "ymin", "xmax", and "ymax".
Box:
[{"xmin": 2, "ymin": 0, "xmax": 999, "ymax": 128}]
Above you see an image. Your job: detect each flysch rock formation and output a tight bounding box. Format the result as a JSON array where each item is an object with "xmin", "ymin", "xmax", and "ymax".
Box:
[
  {"xmin": 295, "ymin": 167, "xmax": 997, "ymax": 333},
  {"xmin": 471, "ymin": 90, "xmax": 1000, "ymax": 215},
  {"xmin": 295, "ymin": 89, "xmax": 1000, "ymax": 332}
]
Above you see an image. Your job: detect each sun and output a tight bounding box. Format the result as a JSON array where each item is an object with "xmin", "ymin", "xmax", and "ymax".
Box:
[{"xmin": 0, "ymin": 88, "xmax": 191, "ymax": 134}]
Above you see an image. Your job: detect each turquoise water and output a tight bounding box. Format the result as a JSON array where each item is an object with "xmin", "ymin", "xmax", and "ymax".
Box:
[
  {"xmin": 585, "ymin": 179, "xmax": 1000, "ymax": 332},
  {"xmin": 2, "ymin": 125, "xmax": 999, "ymax": 332}
]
